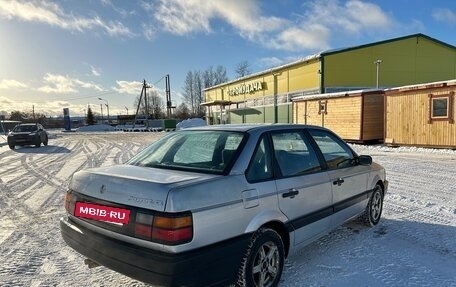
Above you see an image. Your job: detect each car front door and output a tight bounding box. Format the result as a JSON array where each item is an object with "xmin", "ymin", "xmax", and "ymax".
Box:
[
  {"xmin": 271, "ymin": 131, "xmax": 332, "ymax": 246},
  {"xmin": 308, "ymin": 129, "xmax": 370, "ymax": 228}
]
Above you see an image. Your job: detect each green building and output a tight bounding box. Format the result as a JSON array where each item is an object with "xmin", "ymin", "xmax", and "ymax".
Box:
[{"xmin": 202, "ymin": 33, "xmax": 456, "ymax": 125}]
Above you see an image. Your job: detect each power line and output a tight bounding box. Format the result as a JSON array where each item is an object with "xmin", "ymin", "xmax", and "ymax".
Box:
[{"xmin": 34, "ymin": 90, "xmax": 115, "ymax": 103}]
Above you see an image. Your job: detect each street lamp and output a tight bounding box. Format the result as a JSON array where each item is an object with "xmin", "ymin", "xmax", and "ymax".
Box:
[
  {"xmin": 100, "ymin": 104, "xmax": 104, "ymax": 122},
  {"xmin": 374, "ymin": 59, "xmax": 382, "ymax": 89},
  {"xmin": 98, "ymin": 97, "xmax": 110, "ymax": 124}
]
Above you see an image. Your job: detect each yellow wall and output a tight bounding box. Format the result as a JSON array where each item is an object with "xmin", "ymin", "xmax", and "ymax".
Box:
[
  {"xmin": 324, "ymin": 36, "xmax": 456, "ymax": 89},
  {"xmin": 204, "ymin": 59, "xmax": 320, "ymax": 103}
]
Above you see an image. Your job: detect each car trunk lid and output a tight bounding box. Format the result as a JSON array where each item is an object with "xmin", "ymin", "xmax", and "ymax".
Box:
[{"xmin": 69, "ymin": 164, "xmax": 211, "ymax": 211}]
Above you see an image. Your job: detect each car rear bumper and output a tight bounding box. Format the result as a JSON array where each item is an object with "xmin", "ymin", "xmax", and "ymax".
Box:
[
  {"xmin": 60, "ymin": 217, "xmax": 250, "ymax": 287},
  {"xmin": 8, "ymin": 136, "xmax": 38, "ymax": 145}
]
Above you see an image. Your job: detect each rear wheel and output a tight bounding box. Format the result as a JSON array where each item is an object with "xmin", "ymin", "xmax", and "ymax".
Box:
[
  {"xmin": 362, "ymin": 184, "xmax": 384, "ymax": 226},
  {"xmin": 9, "ymin": 144, "xmax": 14, "ymax": 150},
  {"xmin": 237, "ymin": 228, "xmax": 284, "ymax": 287}
]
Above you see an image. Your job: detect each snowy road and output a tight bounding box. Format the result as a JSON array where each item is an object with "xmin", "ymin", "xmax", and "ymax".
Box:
[{"xmin": 0, "ymin": 132, "xmax": 455, "ymax": 287}]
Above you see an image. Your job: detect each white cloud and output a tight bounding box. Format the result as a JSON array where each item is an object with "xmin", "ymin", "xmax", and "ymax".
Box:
[
  {"xmin": 0, "ymin": 0, "xmax": 135, "ymax": 38},
  {"xmin": 90, "ymin": 66, "xmax": 101, "ymax": 77},
  {"xmin": 38, "ymin": 73, "xmax": 103, "ymax": 94},
  {"xmin": 112, "ymin": 80, "xmax": 143, "ymax": 95},
  {"xmin": 101, "ymin": 0, "xmax": 136, "ymax": 18},
  {"xmin": 270, "ymin": 25, "xmax": 330, "ymax": 51},
  {"xmin": 142, "ymin": 23, "xmax": 157, "ymax": 41},
  {"xmin": 300, "ymin": 0, "xmax": 392, "ymax": 35},
  {"xmin": 148, "ymin": 0, "xmax": 286, "ymax": 36},
  {"xmin": 432, "ymin": 8, "xmax": 456, "ymax": 25},
  {"xmin": 0, "ymin": 95, "xmax": 71, "ymax": 116},
  {"xmin": 148, "ymin": 0, "xmax": 393, "ymax": 52},
  {"xmin": 0, "ymin": 79, "xmax": 28, "ymax": 89}
]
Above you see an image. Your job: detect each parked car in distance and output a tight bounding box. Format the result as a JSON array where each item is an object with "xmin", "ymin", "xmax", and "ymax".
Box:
[
  {"xmin": 60, "ymin": 124, "xmax": 388, "ymax": 287},
  {"xmin": 7, "ymin": 123, "xmax": 48, "ymax": 150}
]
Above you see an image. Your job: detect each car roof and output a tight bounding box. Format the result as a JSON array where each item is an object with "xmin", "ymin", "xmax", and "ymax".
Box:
[
  {"xmin": 183, "ymin": 124, "xmax": 327, "ymax": 133},
  {"xmin": 17, "ymin": 123, "xmax": 38, "ymax": 126}
]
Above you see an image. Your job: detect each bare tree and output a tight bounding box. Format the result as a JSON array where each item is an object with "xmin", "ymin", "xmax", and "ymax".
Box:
[
  {"xmin": 134, "ymin": 88, "xmax": 165, "ymax": 119},
  {"xmin": 215, "ymin": 65, "xmax": 228, "ymax": 85},
  {"xmin": 183, "ymin": 65, "xmax": 228, "ymax": 117},
  {"xmin": 183, "ymin": 71, "xmax": 195, "ymax": 113},
  {"xmin": 193, "ymin": 70, "xmax": 204, "ymax": 116},
  {"xmin": 203, "ymin": 66, "xmax": 215, "ymax": 88},
  {"xmin": 235, "ymin": 61, "xmax": 251, "ymax": 78},
  {"xmin": 202, "ymin": 65, "xmax": 227, "ymax": 88},
  {"xmin": 174, "ymin": 103, "xmax": 191, "ymax": 120}
]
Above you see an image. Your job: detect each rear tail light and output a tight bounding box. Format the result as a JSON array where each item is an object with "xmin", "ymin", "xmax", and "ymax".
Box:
[
  {"xmin": 134, "ymin": 212, "xmax": 193, "ymax": 245},
  {"xmin": 65, "ymin": 190, "xmax": 193, "ymax": 246},
  {"xmin": 65, "ymin": 191, "xmax": 76, "ymax": 215}
]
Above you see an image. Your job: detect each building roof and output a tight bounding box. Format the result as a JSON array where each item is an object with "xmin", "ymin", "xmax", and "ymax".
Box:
[
  {"xmin": 384, "ymin": 79, "xmax": 456, "ymax": 94},
  {"xmin": 321, "ymin": 33, "xmax": 456, "ymax": 57},
  {"xmin": 292, "ymin": 89, "xmax": 383, "ymax": 102}
]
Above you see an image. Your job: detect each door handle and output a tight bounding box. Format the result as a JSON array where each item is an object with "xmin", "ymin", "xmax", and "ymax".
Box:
[
  {"xmin": 333, "ymin": 178, "xmax": 345, "ymax": 186},
  {"xmin": 282, "ymin": 189, "xmax": 299, "ymax": 198}
]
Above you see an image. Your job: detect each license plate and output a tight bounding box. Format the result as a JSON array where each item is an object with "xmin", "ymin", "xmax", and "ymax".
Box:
[{"xmin": 74, "ymin": 202, "xmax": 130, "ymax": 224}]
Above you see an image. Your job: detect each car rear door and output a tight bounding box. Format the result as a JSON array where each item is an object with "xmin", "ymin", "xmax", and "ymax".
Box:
[
  {"xmin": 271, "ymin": 130, "xmax": 333, "ymax": 246},
  {"xmin": 307, "ymin": 129, "xmax": 370, "ymax": 228}
]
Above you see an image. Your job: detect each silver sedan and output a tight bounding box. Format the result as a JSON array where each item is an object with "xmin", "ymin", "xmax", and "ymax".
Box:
[{"xmin": 61, "ymin": 124, "xmax": 388, "ymax": 287}]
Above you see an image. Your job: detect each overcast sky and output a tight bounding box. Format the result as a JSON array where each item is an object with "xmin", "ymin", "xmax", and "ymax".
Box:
[{"xmin": 0, "ymin": 0, "xmax": 455, "ymax": 117}]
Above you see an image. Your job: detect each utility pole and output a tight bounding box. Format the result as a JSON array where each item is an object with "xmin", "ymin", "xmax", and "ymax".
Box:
[
  {"xmin": 98, "ymin": 98, "xmax": 109, "ymax": 124},
  {"xmin": 143, "ymin": 79, "xmax": 151, "ymax": 128},
  {"xmin": 165, "ymin": 74, "xmax": 172, "ymax": 118},
  {"xmin": 100, "ymin": 104, "xmax": 104, "ymax": 123},
  {"xmin": 133, "ymin": 80, "xmax": 151, "ymax": 129}
]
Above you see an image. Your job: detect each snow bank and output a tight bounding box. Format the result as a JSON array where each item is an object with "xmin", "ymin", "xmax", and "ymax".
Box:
[
  {"xmin": 176, "ymin": 118, "xmax": 206, "ymax": 130},
  {"xmin": 76, "ymin": 124, "xmax": 116, "ymax": 132}
]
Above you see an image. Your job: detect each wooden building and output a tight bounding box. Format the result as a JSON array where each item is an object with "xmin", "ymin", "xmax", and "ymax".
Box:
[
  {"xmin": 293, "ymin": 90, "xmax": 384, "ymax": 142},
  {"xmin": 384, "ymin": 80, "xmax": 456, "ymax": 148}
]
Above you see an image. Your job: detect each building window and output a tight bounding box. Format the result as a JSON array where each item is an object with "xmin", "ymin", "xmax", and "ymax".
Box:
[
  {"xmin": 318, "ymin": 100, "xmax": 327, "ymax": 115},
  {"xmin": 432, "ymin": 98, "xmax": 448, "ymax": 117},
  {"xmin": 428, "ymin": 92, "xmax": 454, "ymax": 124}
]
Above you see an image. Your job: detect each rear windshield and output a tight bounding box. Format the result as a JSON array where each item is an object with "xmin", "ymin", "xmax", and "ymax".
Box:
[
  {"xmin": 127, "ymin": 130, "xmax": 246, "ymax": 174},
  {"xmin": 13, "ymin": 125, "xmax": 38, "ymax": 132}
]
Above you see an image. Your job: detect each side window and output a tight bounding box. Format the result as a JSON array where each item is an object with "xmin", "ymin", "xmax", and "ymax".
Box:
[
  {"xmin": 309, "ymin": 129, "xmax": 355, "ymax": 170},
  {"xmin": 246, "ymin": 137, "xmax": 272, "ymax": 182},
  {"xmin": 271, "ymin": 132, "xmax": 321, "ymax": 177}
]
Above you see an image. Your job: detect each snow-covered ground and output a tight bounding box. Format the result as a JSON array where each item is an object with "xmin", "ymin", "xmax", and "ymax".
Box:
[{"xmin": 0, "ymin": 132, "xmax": 455, "ymax": 287}]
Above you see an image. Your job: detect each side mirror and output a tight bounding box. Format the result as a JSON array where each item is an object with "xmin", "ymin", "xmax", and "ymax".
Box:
[{"xmin": 358, "ymin": 155, "xmax": 372, "ymax": 165}]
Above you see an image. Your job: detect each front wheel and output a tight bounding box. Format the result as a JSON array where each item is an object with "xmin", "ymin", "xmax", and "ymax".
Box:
[
  {"xmin": 237, "ymin": 228, "xmax": 285, "ymax": 287},
  {"xmin": 362, "ymin": 184, "xmax": 384, "ymax": 226},
  {"xmin": 9, "ymin": 144, "xmax": 14, "ymax": 150}
]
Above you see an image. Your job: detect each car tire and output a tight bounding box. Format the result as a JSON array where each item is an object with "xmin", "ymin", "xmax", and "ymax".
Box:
[
  {"xmin": 237, "ymin": 228, "xmax": 285, "ymax": 287},
  {"xmin": 9, "ymin": 144, "xmax": 14, "ymax": 150},
  {"xmin": 361, "ymin": 184, "xmax": 384, "ymax": 226},
  {"xmin": 35, "ymin": 138, "xmax": 41, "ymax": 147},
  {"xmin": 43, "ymin": 136, "xmax": 48, "ymax": 146}
]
